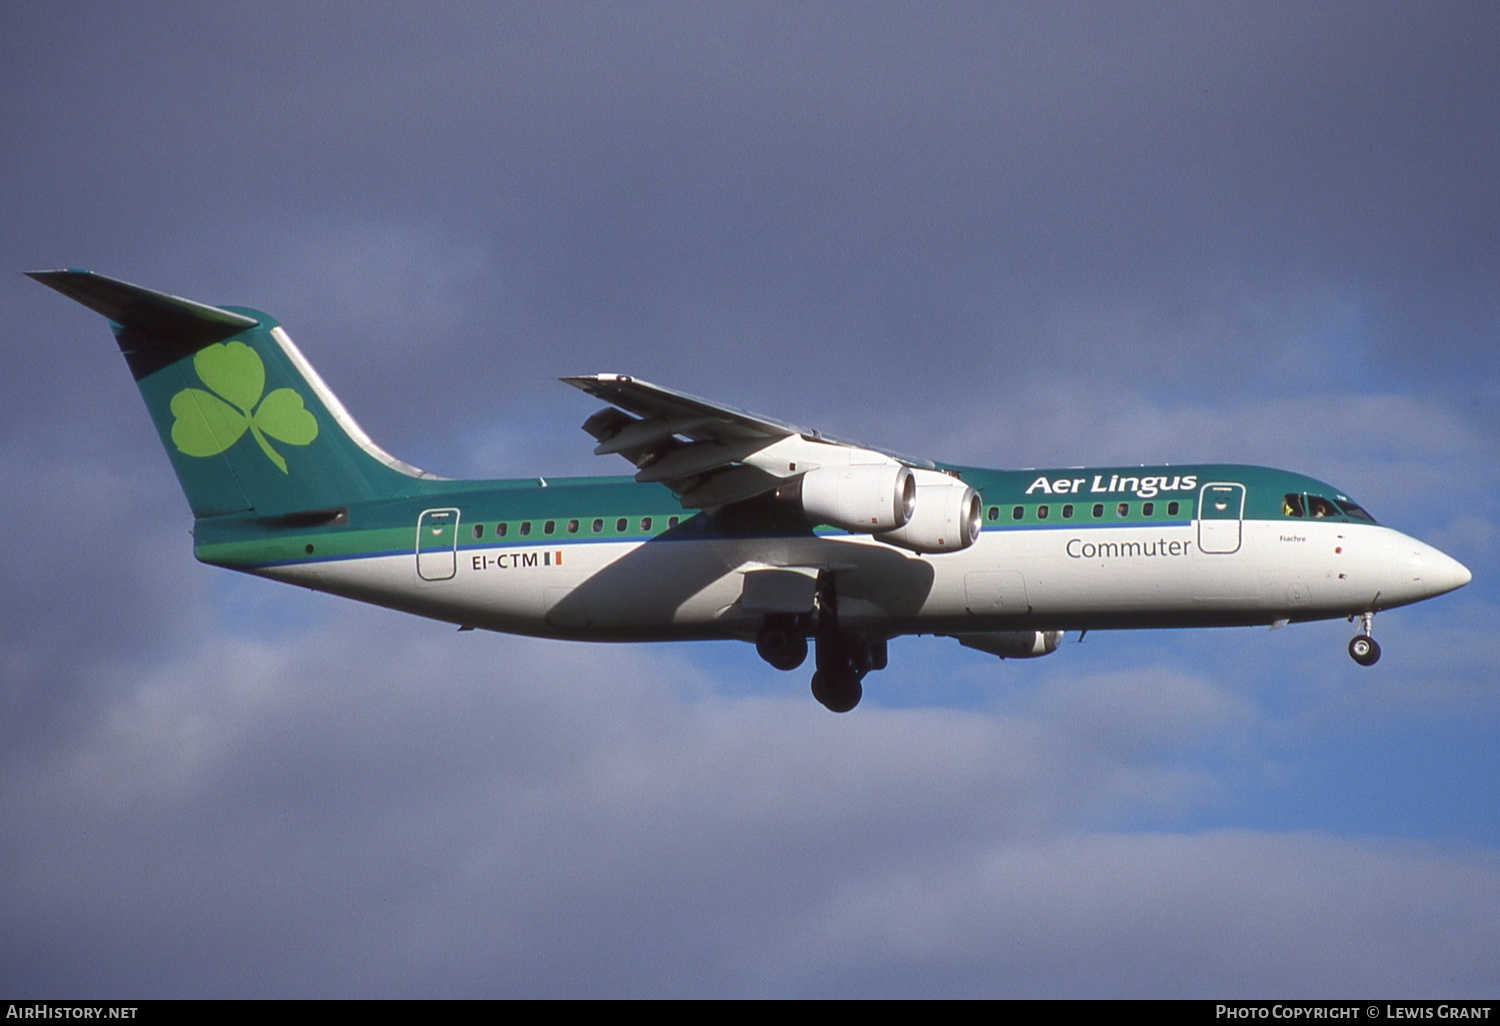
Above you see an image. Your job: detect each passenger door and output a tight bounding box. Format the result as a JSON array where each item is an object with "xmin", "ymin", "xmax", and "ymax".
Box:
[
  {"xmin": 1196, "ymin": 483, "xmax": 1244, "ymax": 554},
  {"xmin": 416, "ymin": 508, "xmax": 460, "ymax": 581}
]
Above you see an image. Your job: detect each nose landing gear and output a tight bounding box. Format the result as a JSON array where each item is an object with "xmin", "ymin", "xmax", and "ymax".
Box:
[{"xmin": 1348, "ymin": 611, "xmax": 1381, "ymax": 666}]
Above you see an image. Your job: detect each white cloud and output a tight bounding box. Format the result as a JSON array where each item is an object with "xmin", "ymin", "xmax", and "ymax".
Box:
[
  {"xmin": 791, "ymin": 830, "xmax": 1500, "ymax": 997},
  {"xmin": 3, "ymin": 613, "xmax": 1496, "ymax": 996}
]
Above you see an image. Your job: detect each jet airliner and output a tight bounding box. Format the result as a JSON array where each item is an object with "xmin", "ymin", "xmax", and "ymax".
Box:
[{"xmin": 31, "ymin": 270, "xmax": 1472, "ymax": 711}]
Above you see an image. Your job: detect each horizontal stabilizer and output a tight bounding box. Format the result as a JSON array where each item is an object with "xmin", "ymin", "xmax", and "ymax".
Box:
[{"xmin": 28, "ymin": 269, "xmax": 259, "ymax": 377}]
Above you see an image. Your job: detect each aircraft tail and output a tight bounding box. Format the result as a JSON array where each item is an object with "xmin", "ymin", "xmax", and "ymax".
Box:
[{"xmin": 29, "ymin": 270, "xmax": 430, "ymax": 518}]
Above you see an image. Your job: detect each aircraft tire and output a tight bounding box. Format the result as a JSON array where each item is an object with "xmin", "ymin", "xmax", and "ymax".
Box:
[
  {"xmin": 1349, "ymin": 635, "xmax": 1381, "ymax": 666},
  {"xmin": 756, "ymin": 623, "xmax": 808, "ymax": 671},
  {"xmin": 811, "ymin": 669, "xmax": 862, "ymax": 713}
]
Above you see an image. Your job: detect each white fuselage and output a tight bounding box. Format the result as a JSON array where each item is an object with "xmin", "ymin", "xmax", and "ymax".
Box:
[{"xmin": 260, "ymin": 515, "xmax": 1469, "ymax": 643}]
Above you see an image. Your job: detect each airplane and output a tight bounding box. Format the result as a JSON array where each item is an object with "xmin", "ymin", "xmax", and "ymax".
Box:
[{"xmin": 30, "ymin": 269, "xmax": 1473, "ymax": 712}]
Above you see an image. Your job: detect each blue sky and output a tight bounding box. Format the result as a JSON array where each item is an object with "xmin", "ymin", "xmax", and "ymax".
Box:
[{"xmin": 2, "ymin": 1, "xmax": 1497, "ymax": 997}]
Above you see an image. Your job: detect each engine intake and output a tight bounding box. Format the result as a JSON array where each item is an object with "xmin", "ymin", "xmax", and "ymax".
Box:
[{"xmin": 875, "ymin": 469, "xmax": 981, "ymax": 553}]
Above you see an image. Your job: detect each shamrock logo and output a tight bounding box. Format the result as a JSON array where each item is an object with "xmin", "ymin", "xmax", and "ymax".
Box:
[{"xmin": 169, "ymin": 342, "xmax": 318, "ymax": 474}]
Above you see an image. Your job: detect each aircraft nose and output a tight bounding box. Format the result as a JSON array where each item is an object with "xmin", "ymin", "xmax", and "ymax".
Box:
[{"xmin": 1412, "ymin": 543, "xmax": 1471, "ymax": 598}]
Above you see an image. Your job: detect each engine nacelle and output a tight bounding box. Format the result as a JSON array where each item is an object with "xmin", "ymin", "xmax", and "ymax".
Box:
[
  {"xmin": 874, "ymin": 469, "xmax": 981, "ymax": 553},
  {"xmin": 788, "ymin": 464, "xmax": 915, "ymax": 534},
  {"xmin": 953, "ymin": 630, "xmax": 1063, "ymax": 659}
]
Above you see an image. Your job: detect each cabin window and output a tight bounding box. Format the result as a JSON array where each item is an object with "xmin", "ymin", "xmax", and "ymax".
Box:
[
  {"xmin": 1283, "ymin": 493, "xmax": 1306, "ymax": 517},
  {"xmin": 567, "ymin": 519, "xmax": 579, "ymax": 534},
  {"xmin": 1142, "ymin": 502, "xmax": 1154, "ymax": 517},
  {"xmin": 1092, "ymin": 503, "xmax": 1104, "ymax": 518},
  {"xmin": 543, "ymin": 520, "xmax": 555, "ymax": 535},
  {"xmin": 1167, "ymin": 502, "xmax": 1179, "ymax": 517},
  {"xmin": 1012, "ymin": 506, "xmax": 1024, "ymax": 521},
  {"xmin": 1116, "ymin": 502, "xmax": 1129, "ymax": 518},
  {"xmin": 987, "ymin": 506, "xmax": 999, "ymax": 522},
  {"xmin": 641, "ymin": 517, "xmax": 653, "ymax": 532},
  {"xmin": 1336, "ymin": 499, "xmax": 1376, "ymax": 523},
  {"xmin": 519, "ymin": 522, "xmax": 531, "ymax": 536},
  {"xmin": 1037, "ymin": 505, "xmax": 1049, "ymax": 520},
  {"xmin": 1062, "ymin": 504, "xmax": 1074, "ymax": 519},
  {"xmin": 616, "ymin": 518, "xmax": 628, "ymax": 532},
  {"xmin": 472, "ymin": 524, "xmax": 484, "ymax": 539},
  {"xmin": 668, "ymin": 516, "xmax": 679, "ymax": 529},
  {"xmin": 592, "ymin": 518, "xmax": 604, "ymax": 533},
  {"xmin": 496, "ymin": 522, "xmax": 508, "ymax": 537}
]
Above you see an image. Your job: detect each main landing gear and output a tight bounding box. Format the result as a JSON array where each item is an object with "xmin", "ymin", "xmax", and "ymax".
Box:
[
  {"xmin": 1348, "ymin": 610, "xmax": 1381, "ymax": 666},
  {"xmin": 753, "ymin": 575, "xmax": 885, "ymax": 713},
  {"xmin": 810, "ymin": 634, "xmax": 886, "ymax": 713},
  {"xmin": 755, "ymin": 614, "xmax": 809, "ymax": 671}
]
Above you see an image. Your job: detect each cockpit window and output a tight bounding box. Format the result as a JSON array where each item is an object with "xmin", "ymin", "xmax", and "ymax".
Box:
[
  {"xmin": 1307, "ymin": 495, "xmax": 1340, "ymax": 519},
  {"xmin": 1336, "ymin": 499, "xmax": 1376, "ymax": 523},
  {"xmin": 1282, "ymin": 493, "xmax": 1306, "ymax": 517}
]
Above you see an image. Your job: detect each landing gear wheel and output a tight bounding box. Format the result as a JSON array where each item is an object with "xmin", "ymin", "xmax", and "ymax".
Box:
[
  {"xmin": 1349, "ymin": 634, "xmax": 1381, "ymax": 666},
  {"xmin": 756, "ymin": 624, "xmax": 808, "ymax": 671},
  {"xmin": 811, "ymin": 669, "xmax": 863, "ymax": 713}
]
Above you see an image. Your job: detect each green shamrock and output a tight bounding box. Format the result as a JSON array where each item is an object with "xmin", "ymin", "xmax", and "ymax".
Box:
[{"xmin": 170, "ymin": 342, "xmax": 318, "ymax": 474}]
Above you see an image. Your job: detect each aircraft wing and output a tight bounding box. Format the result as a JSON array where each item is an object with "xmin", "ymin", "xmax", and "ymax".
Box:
[{"xmin": 562, "ymin": 374, "xmax": 934, "ymax": 508}]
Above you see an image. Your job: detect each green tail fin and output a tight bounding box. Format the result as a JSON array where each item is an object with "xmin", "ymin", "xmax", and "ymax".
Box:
[{"xmin": 29, "ymin": 269, "xmax": 429, "ymax": 518}]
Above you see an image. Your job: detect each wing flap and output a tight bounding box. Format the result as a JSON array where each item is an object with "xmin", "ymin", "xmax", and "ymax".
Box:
[
  {"xmin": 634, "ymin": 438, "xmax": 771, "ymax": 484},
  {"xmin": 677, "ymin": 466, "xmax": 781, "ymax": 508},
  {"xmin": 563, "ymin": 374, "xmax": 934, "ymax": 509}
]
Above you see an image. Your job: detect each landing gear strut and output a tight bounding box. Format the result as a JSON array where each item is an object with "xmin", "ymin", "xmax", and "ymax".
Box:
[
  {"xmin": 808, "ymin": 574, "xmax": 885, "ymax": 713},
  {"xmin": 1349, "ymin": 611, "xmax": 1381, "ymax": 666}
]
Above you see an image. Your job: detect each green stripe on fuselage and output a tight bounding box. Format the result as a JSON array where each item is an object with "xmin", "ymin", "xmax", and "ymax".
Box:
[{"xmin": 192, "ymin": 463, "xmax": 1374, "ymax": 570}]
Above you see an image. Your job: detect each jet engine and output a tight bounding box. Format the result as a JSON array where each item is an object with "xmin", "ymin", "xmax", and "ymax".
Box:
[
  {"xmin": 953, "ymin": 630, "xmax": 1063, "ymax": 659},
  {"xmin": 874, "ymin": 469, "xmax": 982, "ymax": 553},
  {"xmin": 781, "ymin": 464, "xmax": 916, "ymax": 534}
]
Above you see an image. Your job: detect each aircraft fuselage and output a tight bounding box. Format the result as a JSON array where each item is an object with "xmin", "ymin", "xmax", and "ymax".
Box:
[{"xmin": 198, "ymin": 465, "xmax": 1468, "ymax": 643}]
